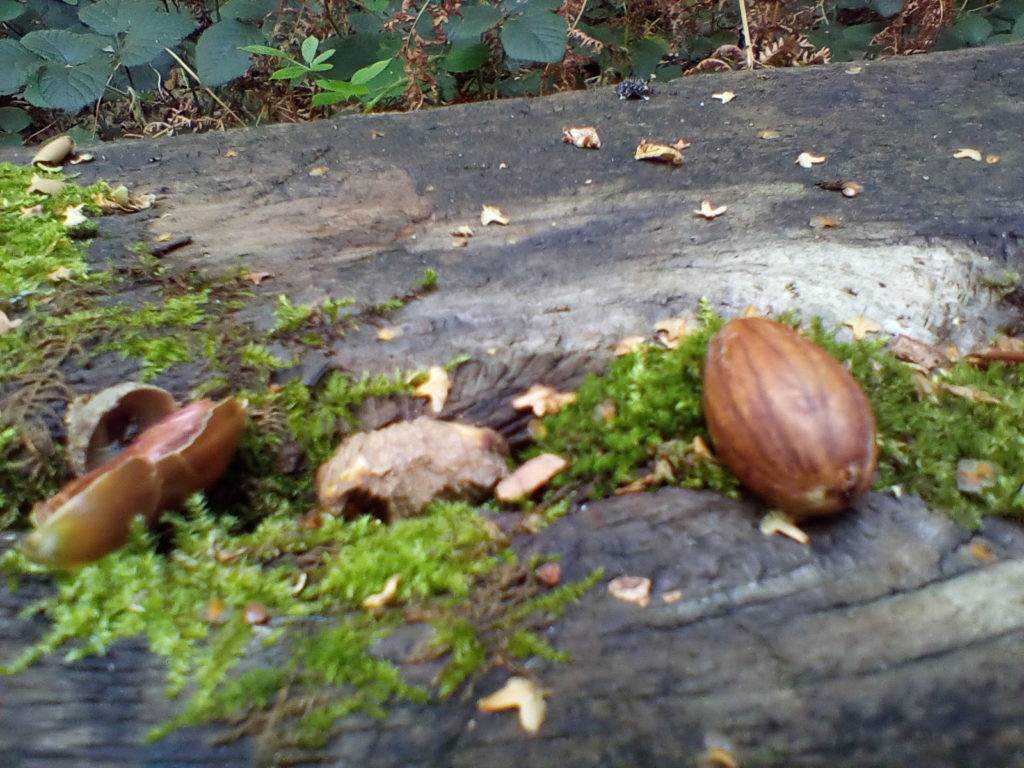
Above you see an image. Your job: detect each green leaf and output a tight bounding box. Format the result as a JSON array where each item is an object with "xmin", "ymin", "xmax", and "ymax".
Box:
[
  {"xmin": 300, "ymin": 35, "xmax": 319, "ymax": 65},
  {"xmin": 220, "ymin": 0, "xmax": 279, "ymax": 20},
  {"xmin": 628, "ymin": 36, "xmax": 669, "ymax": 78},
  {"xmin": 350, "ymin": 58, "xmax": 391, "ymax": 85},
  {"xmin": 78, "ymin": 0, "xmax": 133, "ymax": 35},
  {"xmin": 440, "ymin": 42, "xmax": 491, "ymax": 73},
  {"xmin": 20, "ymin": 29, "xmax": 107, "ymax": 65},
  {"xmin": 118, "ymin": 8, "xmax": 197, "ymax": 67},
  {"xmin": 993, "ymin": 0, "xmax": 1024, "ymax": 21},
  {"xmin": 196, "ymin": 19, "xmax": 264, "ymax": 87},
  {"xmin": 36, "ymin": 58, "xmax": 111, "ymax": 112},
  {"xmin": 0, "ymin": 40, "xmax": 42, "ymax": 95},
  {"xmin": 310, "ymin": 48, "xmax": 336, "ymax": 66},
  {"xmin": 312, "ymin": 80, "xmax": 368, "ymax": 105},
  {"xmin": 869, "ymin": 0, "xmax": 904, "ymax": 17},
  {"xmin": 446, "ymin": 4, "xmax": 503, "ymax": 44},
  {"xmin": 954, "ymin": 14, "xmax": 994, "ymax": 45},
  {"xmin": 353, "ymin": 0, "xmax": 390, "ymax": 12},
  {"xmin": 0, "ymin": 106, "xmax": 31, "ymax": 132},
  {"xmin": 0, "ymin": 0, "xmax": 26, "ymax": 22},
  {"xmin": 269, "ymin": 65, "xmax": 308, "ymax": 80},
  {"xmin": 239, "ymin": 44, "xmax": 292, "ymax": 59},
  {"xmin": 500, "ymin": 10, "xmax": 568, "ymax": 63},
  {"xmin": 323, "ymin": 33, "xmax": 381, "ymax": 80}
]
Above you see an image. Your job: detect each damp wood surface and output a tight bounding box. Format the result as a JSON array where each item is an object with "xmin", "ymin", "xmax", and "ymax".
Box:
[{"xmin": 3, "ymin": 43, "xmax": 1024, "ymax": 767}]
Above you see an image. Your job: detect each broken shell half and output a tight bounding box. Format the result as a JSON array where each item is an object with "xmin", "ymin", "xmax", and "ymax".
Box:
[{"xmin": 66, "ymin": 382, "xmax": 177, "ymax": 476}]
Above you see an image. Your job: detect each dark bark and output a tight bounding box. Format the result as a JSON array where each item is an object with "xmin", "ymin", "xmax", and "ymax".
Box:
[{"xmin": 2, "ymin": 43, "xmax": 1024, "ymax": 768}]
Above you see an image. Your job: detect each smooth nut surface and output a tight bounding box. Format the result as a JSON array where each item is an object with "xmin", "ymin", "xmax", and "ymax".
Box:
[{"xmin": 702, "ymin": 317, "xmax": 878, "ymax": 518}]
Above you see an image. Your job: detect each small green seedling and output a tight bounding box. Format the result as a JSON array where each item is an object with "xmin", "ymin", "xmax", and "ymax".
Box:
[{"xmin": 240, "ymin": 35, "xmax": 336, "ymax": 83}]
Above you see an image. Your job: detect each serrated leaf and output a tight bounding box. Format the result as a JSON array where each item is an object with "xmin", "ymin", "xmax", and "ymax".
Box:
[
  {"xmin": 440, "ymin": 41, "xmax": 491, "ymax": 73},
  {"xmin": 0, "ymin": 40, "xmax": 42, "ymax": 94},
  {"xmin": 0, "ymin": 106, "xmax": 31, "ymax": 132},
  {"xmin": 954, "ymin": 14, "xmax": 993, "ymax": 45},
  {"xmin": 0, "ymin": 0, "xmax": 26, "ymax": 22},
  {"xmin": 21, "ymin": 29, "xmax": 107, "ymax": 65},
  {"xmin": 196, "ymin": 19, "xmax": 264, "ymax": 87},
  {"xmin": 36, "ymin": 58, "xmax": 110, "ymax": 112},
  {"xmin": 446, "ymin": 4, "xmax": 503, "ymax": 44},
  {"xmin": 501, "ymin": 10, "xmax": 568, "ymax": 63},
  {"xmin": 119, "ymin": 9, "xmax": 197, "ymax": 67},
  {"xmin": 221, "ymin": 0, "xmax": 279, "ymax": 20},
  {"xmin": 351, "ymin": 58, "xmax": 391, "ymax": 85}
]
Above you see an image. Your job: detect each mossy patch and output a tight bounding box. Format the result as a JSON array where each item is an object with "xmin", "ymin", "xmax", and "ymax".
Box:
[
  {"xmin": 532, "ymin": 307, "xmax": 1024, "ymax": 529},
  {"xmin": 0, "ymin": 160, "xmax": 598, "ymax": 753}
]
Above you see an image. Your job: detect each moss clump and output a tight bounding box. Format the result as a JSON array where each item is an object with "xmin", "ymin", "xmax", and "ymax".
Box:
[{"xmin": 533, "ymin": 309, "xmax": 1024, "ymax": 529}]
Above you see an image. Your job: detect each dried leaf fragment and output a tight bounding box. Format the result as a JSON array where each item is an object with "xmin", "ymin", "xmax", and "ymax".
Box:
[
  {"xmin": 635, "ymin": 140, "xmax": 685, "ymax": 166},
  {"xmin": 956, "ymin": 459, "xmax": 1001, "ymax": 493},
  {"xmin": 376, "ymin": 325, "xmax": 403, "ymax": 342},
  {"xmin": 496, "ymin": 453, "xmax": 567, "ymax": 501},
  {"xmin": 985, "ymin": 154, "xmax": 1000, "ymax": 165},
  {"xmin": 19, "ymin": 204, "xmax": 44, "ymax": 218},
  {"xmin": 939, "ymin": 383, "xmax": 1002, "ymax": 405},
  {"xmin": 243, "ymin": 270, "xmax": 274, "ymax": 285},
  {"xmin": 62, "ymin": 204, "xmax": 88, "ymax": 227},
  {"xmin": 224, "ymin": 148, "xmax": 239, "ymax": 158},
  {"xmin": 47, "ymin": 266, "xmax": 74, "ymax": 282},
  {"xmin": 796, "ymin": 151, "xmax": 827, "ymax": 168},
  {"xmin": 759, "ymin": 510, "xmax": 809, "ymax": 544},
  {"xmin": 93, "ymin": 184, "xmax": 155, "ymax": 212},
  {"xmin": 953, "ymin": 148, "xmax": 982, "ymax": 161},
  {"xmin": 452, "ymin": 225, "xmax": 474, "ymax": 238},
  {"xmin": 32, "ymin": 135, "xmax": 75, "ymax": 168},
  {"xmin": 613, "ymin": 335, "xmax": 646, "ymax": 356},
  {"xmin": 654, "ymin": 314, "xmax": 698, "ymax": 349},
  {"xmin": 0, "ymin": 311, "xmax": 24, "ymax": 334},
  {"xmin": 757, "ymin": 129, "xmax": 780, "ymax": 140},
  {"xmin": 481, "ymin": 204, "xmax": 510, "ymax": 226},
  {"xmin": 809, "ymin": 215, "xmax": 844, "ymax": 229},
  {"xmin": 414, "ymin": 365, "xmax": 451, "ymax": 413},
  {"xmin": 693, "ymin": 200, "xmax": 727, "ymax": 219},
  {"xmin": 890, "ymin": 335, "xmax": 951, "ymax": 371},
  {"xmin": 561, "ymin": 125, "xmax": 602, "ymax": 149},
  {"xmin": 511, "ymin": 383, "xmax": 577, "ymax": 417},
  {"xmin": 843, "ymin": 316, "xmax": 880, "ymax": 340},
  {"xmin": 478, "ymin": 676, "xmax": 546, "ymax": 733},
  {"xmin": 608, "ymin": 575, "xmax": 651, "ymax": 607},
  {"xmin": 711, "ymin": 90, "xmax": 736, "ymax": 103},
  {"xmin": 27, "ymin": 174, "xmax": 66, "ymax": 195},
  {"xmin": 363, "ymin": 574, "xmax": 401, "ymax": 611}
]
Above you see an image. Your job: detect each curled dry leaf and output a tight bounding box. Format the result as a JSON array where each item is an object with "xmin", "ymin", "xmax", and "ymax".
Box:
[
  {"xmin": 511, "ymin": 383, "xmax": 578, "ymax": 417},
  {"xmin": 62, "ymin": 204, "xmax": 88, "ymax": 227},
  {"xmin": 608, "ymin": 575, "xmax": 651, "ymax": 607},
  {"xmin": 759, "ymin": 510, "xmax": 810, "ymax": 544},
  {"xmin": 890, "ymin": 334, "xmax": 952, "ymax": 371},
  {"xmin": 376, "ymin": 325, "xmax": 403, "ymax": 342},
  {"xmin": 711, "ymin": 90, "xmax": 736, "ymax": 103},
  {"xmin": 635, "ymin": 140, "xmax": 685, "ymax": 166},
  {"xmin": 673, "ymin": 138, "xmax": 693, "ymax": 150},
  {"xmin": 93, "ymin": 184, "xmax": 155, "ymax": 212},
  {"xmin": 481, "ymin": 204, "xmax": 510, "ymax": 226},
  {"xmin": 495, "ymin": 453, "xmax": 568, "ymax": 501},
  {"xmin": 0, "ymin": 311, "xmax": 24, "ymax": 334},
  {"xmin": 956, "ymin": 459, "xmax": 1001, "ymax": 494},
  {"xmin": 613, "ymin": 335, "xmax": 646, "ymax": 357},
  {"xmin": 32, "ymin": 135, "xmax": 75, "ymax": 168},
  {"xmin": 363, "ymin": 574, "xmax": 401, "ymax": 611},
  {"xmin": 757, "ymin": 129, "xmax": 781, "ymax": 140},
  {"xmin": 561, "ymin": 125, "xmax": 602, "ymax": 149},
  {"xmin": 27, "ymin": 174, "xmax": 67, "ymax": 195},
  {"xmin": 452, "ymin": 225, "xmax": 474, "ymax": 237},
  {"xmin": 414, "ymin": 365, "xmax": 451, "ymax": 413},
  {"xmin": 985, "ymin": 154, "xmax": 1000, "ymax": 165},
  {"xmin": 939, "ymin": 382, "xmax": 1002, "ymax": 405},
  {"xmin": 693, "ymin": 200, "xmax": 727, "ymax": 219},
  {"xmin": 478, "ymin": 676, "xmax": 547, "ymax": 734},
  {"xmin": 796, "ymin": 151, "xmax": 827, "ymax": 168},
  {"xmin": 654, "ymin": 314, "xmax": 698, "ymax": 349},
  {"xmin": 308, "ymin": 166, "xmax": 328, "ymax": 177},
  {"xmin": 953, "ymin": 148, "xmax": 982, "ymax": 161},
  {"xmin": 316, "ymin": 417, "xmax": 508, "ymax": 522},
  {"xmin": 843, "ymin": 316, "xmax": 881, "ymax": 340}
]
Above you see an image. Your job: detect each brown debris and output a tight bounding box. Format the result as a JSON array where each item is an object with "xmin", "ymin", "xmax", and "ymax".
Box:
[
  {"xmin": 495, "ymin": 453, "xmax": 567, "ymax": 501},
  {"xmin": 316, "ymin": 417, "xmax": 508, "ymax": 522}
]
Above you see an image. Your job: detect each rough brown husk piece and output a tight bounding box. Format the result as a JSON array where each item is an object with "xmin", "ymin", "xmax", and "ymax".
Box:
[
  {"xmin": 702, "ymin": 317, "xmax": 878, "ymax": 519},
  {"xmin": 316, "ymin": 417, "xmax": 509, "ymax": 522}
]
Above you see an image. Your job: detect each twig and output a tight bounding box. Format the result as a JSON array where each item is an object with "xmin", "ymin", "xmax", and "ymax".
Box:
[
  {"xmin": 737, "ymin": 0, "xmax": 755, "ymax": 70},
  {"xmin": 163, "ymin": 47, "xmax": 248, "ymax": 129}
]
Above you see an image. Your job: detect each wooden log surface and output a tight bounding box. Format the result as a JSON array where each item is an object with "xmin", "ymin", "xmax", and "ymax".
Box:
[{"xmin": 3, "ymin": 43, "xmax": 1024, "ymax": 767}]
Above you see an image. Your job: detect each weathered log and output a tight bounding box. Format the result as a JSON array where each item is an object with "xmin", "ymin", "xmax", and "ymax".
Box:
[{"xmin": 2, "ymin": 43, "xmax": 1024, "ymax": 767}]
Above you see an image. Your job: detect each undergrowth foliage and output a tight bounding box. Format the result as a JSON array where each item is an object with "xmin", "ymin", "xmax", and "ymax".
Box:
[{"xmin": 1, "ymin": 0, "xmax": 1022, "ymax": 144}]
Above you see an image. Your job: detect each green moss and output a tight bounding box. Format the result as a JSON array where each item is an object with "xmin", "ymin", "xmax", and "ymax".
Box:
[{"xmin": 533, "ymin": 309, "xmax": 1024, "ymax": 529}]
